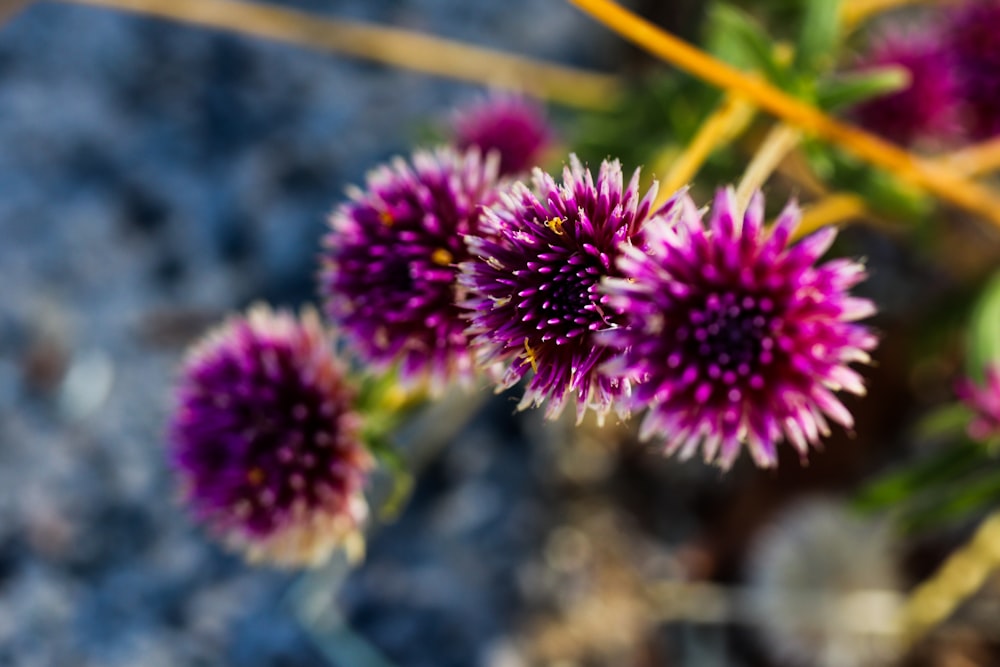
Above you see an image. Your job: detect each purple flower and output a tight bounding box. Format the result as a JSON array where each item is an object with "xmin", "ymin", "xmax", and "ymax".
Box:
[
  {"xmin": 452, "ymin": 95, "xmax": 552, "ymax": 177},
  {"xmin": 461, "ymin": 154, "xmax": 660, "ymax": 422},
  {"xmin": 602, "ymin": 189, "xmax": 878, "ymax": 469},
  {"xmin": 851, "ymin": 25, "xmax": 961, "ymax": 145},
  {"xmin": 956, "ymin": 363, "xmax": 1000, "ymax": 442},
  {"xmin": 948, "ymin": 0, "xmax": 1000, "ymax": 139},
  {"xmin": 321, "ymin": 147, "xmax": 501, "ymax": 393},
  {"xmin": 168, "ymin": 305, "xmax": 372, "ymax": 567}
]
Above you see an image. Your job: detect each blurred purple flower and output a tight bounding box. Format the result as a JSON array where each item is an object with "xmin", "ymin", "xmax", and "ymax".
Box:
[
  {"xmin": 452, "ymin": 95, "xmax": 552, "ymax": 177},
  {"xmin": 602, "ymin": 189, "xmax": 878, "ymax": 469},
  {"xmin": 851, "ymin": 26, "xmax": 961, "ymax": 145},
  {"xmin": 321, "ymin": 147, "xmax": 501, "ymax": 393},
  {"xmin": 948, "ymin": 0, "xmax": 1000, "ymax": 139},
  {"xmin": 956, "ymin": 363, "xmax": 1000, "ymax": 442},
  {"xmin": 461, "ymin": 154, "xmax": 660, "ymax": 422},
  {"xmin": 169, "ymin": 305, "xmax": 372, "ymax": 567}
]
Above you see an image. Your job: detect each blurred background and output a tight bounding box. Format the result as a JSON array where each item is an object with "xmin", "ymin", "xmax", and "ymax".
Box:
[{"xmin": 0, "ymin": 1, "xmax": 998, "ymax": 666}]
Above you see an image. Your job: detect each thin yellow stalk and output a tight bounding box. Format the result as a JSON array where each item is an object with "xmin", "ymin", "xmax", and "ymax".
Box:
[
  {"xmin": 567, "ymin": 0, "xmax": 1000, "ymax": 230},
  {"xmin": 61, "ymin": 0, "xmax": 622, "ymax": 110},
  {"xmin": 735, "ymin": 123, "xmax": 802, "ymax": 211},
  {"xmin": 937, "ymin": 136, "xmax": 1000, "ymax": 178},
  {"xmin": 654, "ymin": 94, "xmax": 755, "ymax": 205},
  {"xmin": 796, "ymin": 193, "xmax": 870, "ymax": 238},
  {"xmin": 900, "ymin": 510, "xmax": 1000, "ymax": 646}
]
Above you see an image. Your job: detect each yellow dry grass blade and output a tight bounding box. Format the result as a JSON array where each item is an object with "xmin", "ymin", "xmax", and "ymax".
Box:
[
  {"xmin": 62, "ymin": 0, "xmax": 621, "ymax": 109},
  {"xmin": 735, "ymin": 123, "xmax": 802, "ymax": 212}
]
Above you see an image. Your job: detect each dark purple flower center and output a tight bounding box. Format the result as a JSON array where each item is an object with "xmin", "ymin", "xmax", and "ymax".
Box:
[
  {"xmin": 185, "ymin": 337, "xmax": 353, "ymax": 536},
  {"xmin": 524, "ymin": 245, "xmax": 614, "ymax": 346},
  {"xmin": 671, "ymin": 289, "xmax": 786, "ymax": 402}
]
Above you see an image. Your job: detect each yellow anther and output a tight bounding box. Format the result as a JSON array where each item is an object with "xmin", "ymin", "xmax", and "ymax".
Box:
[
  {"xmin": 247, "ymin": 468, "xmax": 265, "ymax": 485},
  {"xmin": 524, "ymin": 339, "xmax": 539, "ymax": 373},
  {"xmin": 379, "ymin": 210, "xmax": 394, "ymax": 226},
  {"xmin": 431, "ymin": 248, "xmax": 454, "ymax": 266},
  {"xmin": 545, "ymin": 218, "xmax": 565, "ymax": 235}
]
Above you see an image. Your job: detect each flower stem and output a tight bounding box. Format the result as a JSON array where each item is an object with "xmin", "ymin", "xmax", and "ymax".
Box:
[
  {"xmin": 567, "ymin": 0, "xmax": 1000, "ymax": 231},
  {"xmin": 900, "ymin": 509, "xmax": 1000, "ymax": 646},
  {"xmin": 735, "ymin": 123, "xmax": 802, "ymax": 212},
  {"xmin": 654, "ymin": 94, "xmax": 756, "ymax": 206},
  {"xmin": 62, "ymin": 0, "xmax": 622, "ymax": 109}
]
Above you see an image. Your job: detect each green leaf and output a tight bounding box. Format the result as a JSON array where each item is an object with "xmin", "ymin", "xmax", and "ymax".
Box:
[
  {"xmin": 914, "ymin": 402, "xmax": 976, "ymax": 442},
  {"xmin": 901, "ymin": 468, "xmax": 1000, "ymax": 533},
  {"xmin": 364, "ymin": 433, "xmax": 415, "ymax": 522},
  {"xmin": 795, "ymin": 0, "xmax": 842, "ymax": 76},
  {"xmin": 816, "ymin": 66, "xmax": 910, "ymax": 111},
  {"xmin": 853, "ymin": 440, "xmax": 987, "ymax": 513},
  {"xmin": 818, "ymin": 151, "xmax": 933, "ymax": 221},
  {"xmin": 967, "ymin": 269, "xmax": 1000, "ymax": 381},
  {"xmin": 705, "ymin": 4, "xmax": 791, "ymax": 87},
  {"xmin": 376, "ymin": 466, "xmax": 414, "ymax": 522},
  {"xmin": 861, "ymin": 170, "xmax": 930, "ymax": 220},
  {"xmin": 854, "ymin": 434, "xmax": 1000, "ymax": 534}
]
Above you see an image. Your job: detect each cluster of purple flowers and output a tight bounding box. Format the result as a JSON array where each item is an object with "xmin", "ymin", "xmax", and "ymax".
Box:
[
  {"xmin": 166, "ymin": 101, "xmax": 551, "ymax": 565},
  {"xmin": 323, "ymin": 149, "xmax": 877, "ymax": 468},
  {"xmin": 852, "ymin": 0, "xmax": 1000, "ymax": 145},
  {"xmin": 167, "ymin": 96, "xmax": 884, "ymax": 565}
]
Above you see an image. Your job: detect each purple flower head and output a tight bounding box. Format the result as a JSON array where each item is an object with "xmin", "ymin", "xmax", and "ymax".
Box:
[
  {"xmin": 452, "ymin": 94, "xmax": 552, "ymax": 177},
  {"xmin": 602, "ymin": 189, "xmax": 878, "ymax": 469},
  {"xmin": 461, "ymin": 154, "xmax": 661, "ymax": 422},
  {"xmin": 851, "ymin": 25, "xmax": 961, "ymax": 145},
  {"xmin": 948, "ymin": 0, "xmax": 1000, "ymax": 139},
  {"xmin": 321, "ymin": 147, "xmax": 501, "ymax": 393},
  {"xmin": 168, "ymin": 305, "xmax": 372, "ymax": 567},
  {"xmin": 956, "ymin": 363, "xmax": 1000, "ymax": 442}
]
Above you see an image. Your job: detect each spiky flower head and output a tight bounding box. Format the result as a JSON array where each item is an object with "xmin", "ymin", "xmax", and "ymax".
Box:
[
  {"xmin": 948, "ymin": 0, "xmax": 1000, "ymax": 139},
  {"xmin": 956, "ymin": 362, "xmax": 1000, "ymax": 443},
  {"xmin": 321, "ymin": 147, "xmax": 500, "ymax": 393},
  {"xmin": 461, "ymin": 154, "xmax": 660, "ymax": 422},
  {"xmin": 451, "ymin": 94, "xmax": 552, "ymax": 177},
  {"xmin": 168, "ymin": 305, "xmax": 372, "ymax": 567},
  {"xmin": 602, "ymin": 189, "xmax": 877, "ymax": 469},
  {"xmin": 851, "ymin": 25, "xmax": 961, "ymax": 145}
]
